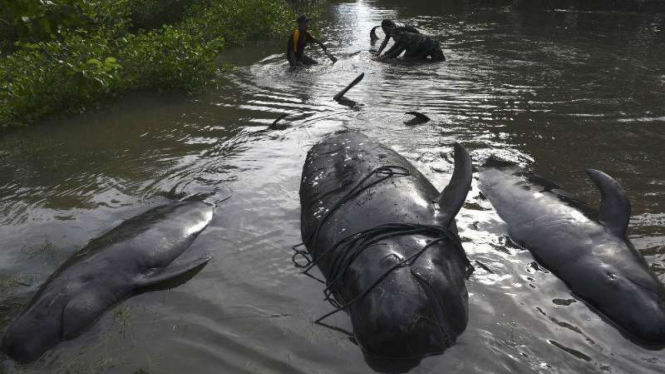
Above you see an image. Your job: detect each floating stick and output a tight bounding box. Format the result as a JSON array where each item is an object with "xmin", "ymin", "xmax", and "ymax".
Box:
[
  {"xmin": 334, "ymin": 73, "xmax": 365, "ymax": 102},
  {"xmin": 323, "ymin": 49, "xmax": 338, "ymax": 63}
]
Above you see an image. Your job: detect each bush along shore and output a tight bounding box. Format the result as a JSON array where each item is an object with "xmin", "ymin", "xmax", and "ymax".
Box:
[{"xmin": 0, "ymin": 0, "xmax": 313, "ymax": 129}]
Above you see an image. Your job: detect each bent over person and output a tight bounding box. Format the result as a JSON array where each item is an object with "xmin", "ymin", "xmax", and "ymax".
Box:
[
  {"xmin": 287, "ymin": 15, "xmax": 328, "ymax": 66},
  {"xmin": 376, "ymin": 19, "xmax": 421, "ymax": 55},
  {"xmin": 377, "ymin": 19, "xmax": 445, "ymax": 62}
]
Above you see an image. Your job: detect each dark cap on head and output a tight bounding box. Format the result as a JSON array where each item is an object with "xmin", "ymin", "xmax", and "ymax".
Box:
[{"xmin": 296, "ymin": 15, "xmax": 311, "ymax": 24}]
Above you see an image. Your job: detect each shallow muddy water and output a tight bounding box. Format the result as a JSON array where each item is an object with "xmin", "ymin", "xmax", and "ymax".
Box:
[{"xmin": 1, "ymin": 1, "xmax": 665, "ymax": 373}]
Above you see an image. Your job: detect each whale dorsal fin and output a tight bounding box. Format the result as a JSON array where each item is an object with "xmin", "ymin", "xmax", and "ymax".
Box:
[
  {"xmin": 438, "ymin": 143, "xmax": 473, "ymax": 227},
  {"xmin": 585, "ymin": 169, "xmax": 631, "ymax": 237}
]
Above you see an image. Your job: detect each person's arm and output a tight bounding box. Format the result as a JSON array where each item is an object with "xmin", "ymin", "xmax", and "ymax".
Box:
[
  {"xmin": 377, "ymin": 34, "xmax": 391, "ymax": 55},
  {"xmin": 380, "ymin": 38, "xmax": 405, "ymax": 60},
  {"xmin": 308, "ymin": 32, "xmax": 327, "ymax": 50}
]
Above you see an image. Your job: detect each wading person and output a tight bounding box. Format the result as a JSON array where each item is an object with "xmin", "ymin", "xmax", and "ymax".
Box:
[
  {"xmin": 377, "ymin": 19, "xmax": 445, "ymax": 62},
  {"xmin": 376, "ymin": 19, "xmax": 421, "ymax": 55},
  {"xmin": 286, "ymin": 15, "xmax": 329, "ymax": 67}
]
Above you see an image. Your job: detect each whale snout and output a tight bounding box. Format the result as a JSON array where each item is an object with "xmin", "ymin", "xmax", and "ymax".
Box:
[
  {"xmin": 597, "ymin": 266, "xmax": 665, "ymax": 346},
  {"xmin": 349, "ymin": 266, "xmax": 467, "ymax": 358},
  {"xmin": 358, "ymin": 315, "xmax": 449, "ymax": 358},
  {"xmin": 1, "ymin": 307, "xmax": 62, "ymax": 363},
  {"xmin": 1, "ymin": 320, "xmax": 49, "ymax": 363},
  {"xmin": 629, "ymin": 297, "xmax": 665, "ymax": 346}
]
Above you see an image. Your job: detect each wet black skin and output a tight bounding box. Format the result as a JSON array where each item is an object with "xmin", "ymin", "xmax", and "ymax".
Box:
[
  {"xmin": 1, "ymin": 200, "xmax": 214, "ymax": 363},
  {"xmin": 299, "ymin": 131, "xmax": 473, "ymax": 359},
  {"xmin": 479, "ymin": 162, "xmax": 665, "ymax": 346}
]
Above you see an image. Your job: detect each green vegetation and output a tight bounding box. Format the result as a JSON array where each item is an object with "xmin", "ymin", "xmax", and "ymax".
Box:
[{"xmin": 0, "ymin": 0, "xmax": 309, "ymax": 129}]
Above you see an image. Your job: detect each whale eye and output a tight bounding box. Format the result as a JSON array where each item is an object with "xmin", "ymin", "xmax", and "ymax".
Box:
[
  {"xmin": 380, "ymin": 252, "xmax": 403, "ymax": 265},
  {"xmin": 606, "ymin": 272, "xmax": 617, "ymax": 280}
]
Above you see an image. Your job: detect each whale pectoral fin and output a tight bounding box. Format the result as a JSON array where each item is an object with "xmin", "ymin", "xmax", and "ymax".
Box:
[
  {"xmin": 438, "ymin": 143, "xmax": 473, "ymax": 227},
  {"xmin": 585, "ymin": 169, "xmax": 631, "ymax": 237},
  {"xmin": 135, "ymin": 255, "xmax": 213, "ymax": 290},
  {"xmin": 62, "ymin": 291, "xmax": 113, "ymax": 340}
]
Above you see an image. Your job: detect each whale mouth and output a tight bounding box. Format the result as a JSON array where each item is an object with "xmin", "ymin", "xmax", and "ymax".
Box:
[{"xmin": 411, "ymin": 269, "xmax": 454, "ymax": 349}]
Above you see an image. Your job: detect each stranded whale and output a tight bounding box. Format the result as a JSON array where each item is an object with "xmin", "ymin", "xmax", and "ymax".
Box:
[
  {"xmin": 1, "ymin": 199, "xmax": 215, "ymax": 362},
  {"xmin": 479, "ymin": 161, "xmax": 665, "ymax": 346},
  {"xmin": 298, "ymin": 131, "xmax": 474, "ymax": 359}
]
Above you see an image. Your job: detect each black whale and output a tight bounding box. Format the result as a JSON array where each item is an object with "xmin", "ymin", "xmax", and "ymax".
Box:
[
  {"xmin": 479, "ymin": 162, "xmax": 665, "ymax": 346},
  {"xmin": 299, "ymin": 132, "xmax": 473, "ymax": 358},
  {"xmin": 1, "ymin": 199, "xmax": 214, "ymax": 362}
]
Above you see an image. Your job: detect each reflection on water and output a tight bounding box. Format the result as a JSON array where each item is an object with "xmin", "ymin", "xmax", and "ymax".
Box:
[{"xmin": 1, "ymin": 1, "xmax": 665, "ymax": 373}]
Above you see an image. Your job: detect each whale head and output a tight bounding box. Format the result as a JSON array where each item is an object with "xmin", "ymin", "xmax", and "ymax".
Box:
[
  {"xmin": 584, "ymin": 237, "xmax": 665, "ymax": 346},
  {"xmin": 334, "ymin": 143, "xmax": 473, "ymax": 358},
  {"xmin": 579, "ymin": 170, "xmax": 665, "ymax": 345},
  {"xmin": 1, "ymin": 288, "xmax": 70, "ymax": 363},
  {"xmin": 344, "ymin": 235, "xmax": 470, "ymax": 358}
]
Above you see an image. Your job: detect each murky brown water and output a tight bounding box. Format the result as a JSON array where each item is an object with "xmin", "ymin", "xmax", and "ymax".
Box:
[{"xmin": 2, "ymin": 1, "xmax": 665, "ymax": 373}]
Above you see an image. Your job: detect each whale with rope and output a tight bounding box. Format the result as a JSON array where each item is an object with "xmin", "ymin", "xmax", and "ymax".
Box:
[
  {"xmin": 479, "ymin": 160, "xmax": 665, "ymax": 346},
  {"xmin": 297, "ymin": 131, "xmax": 474, "ymax": 359},
  {"xmin": 1, "ymin": 197, "xmax": 215, "ymax": 363}
]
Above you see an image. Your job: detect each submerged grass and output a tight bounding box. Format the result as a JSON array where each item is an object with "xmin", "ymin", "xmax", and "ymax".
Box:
[{"xmin": 0, "ymin": 0, "xmax": 319, "ymax": 129}]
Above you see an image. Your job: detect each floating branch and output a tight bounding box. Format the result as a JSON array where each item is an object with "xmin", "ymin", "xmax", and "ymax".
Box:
[{"xmin": 334, "ymin": 73, "xmax": 365, "ymax": 102}]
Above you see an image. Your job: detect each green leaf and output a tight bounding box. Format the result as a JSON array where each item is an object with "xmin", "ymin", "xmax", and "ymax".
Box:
[
  {"xmin": 86, "ymin": 58, "xmax": 103, "ymax": 69},
  {"xmin": 104, "ymin": 57, "xmax": 121, "ymax": 70}
]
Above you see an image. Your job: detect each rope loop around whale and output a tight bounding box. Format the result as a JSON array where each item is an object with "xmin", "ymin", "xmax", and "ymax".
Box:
[
  {"xmin": 293, "ymin": 164, "xmax": 474, "ymax": 334},
  {"xmin": 292, "ymin": 165, "xmax": 411, "ymax": 272},
  {"xmin": 313, "ymin": 223, "xmax": 473, "ymax": 324}
]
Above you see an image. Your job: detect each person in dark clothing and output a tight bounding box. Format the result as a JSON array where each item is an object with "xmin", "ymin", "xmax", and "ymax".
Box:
[
  {"xmin": 376, "ymin": 19, "xmax": 421, "ymax": 55},
  {"xmin": 376, "ymin": 19, "xmax": 445, "ymax": 62},
  {"xmin": 286, "ymin": 15, "xmax": 329, "ymax": 66}
]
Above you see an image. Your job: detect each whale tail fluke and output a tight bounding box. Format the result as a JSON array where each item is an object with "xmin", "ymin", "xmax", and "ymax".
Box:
[
  {"xmin": 438, "ymin": 143, "xmax": 473, "ymax": 227},
  {"xmin": 370, "ymin": 26, "xmax": 380, "ymax": 42}
]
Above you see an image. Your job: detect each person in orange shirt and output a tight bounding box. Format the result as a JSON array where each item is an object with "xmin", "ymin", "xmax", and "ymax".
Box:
[{"xmin": 286, "ymin": 15, "xmax": 329, "ymax": 66}]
